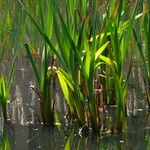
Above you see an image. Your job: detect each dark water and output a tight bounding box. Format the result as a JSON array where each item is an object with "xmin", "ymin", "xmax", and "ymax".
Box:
[{"xmin": 1, "ymin": 112, "xmax": 150, "ymax": 150}]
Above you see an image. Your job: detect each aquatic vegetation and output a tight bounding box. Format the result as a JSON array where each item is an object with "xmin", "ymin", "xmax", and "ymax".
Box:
[
  {"xmin": 102, "ymin": 0, "xmax": 140, "ymax": 130},
  {"xmin": 0, "ymin": 52, "xmax": 17, "ymax": 123},
  {"xmin": 17, "ymin": 0, "xmax": 149, "ymax": 134},
  {"xmin": 22, "ymin": 0, "xmax": 57, "ymax": 126},
  {"xmin": 0, "ymin": 2, "xmax": 11, "ymax": 60},
  {"xmin": 148, "ymin": 137, "xmax": 150, "ymax": 150},
  {"xmin": 1, "ymin": 0, "xmax": 150, "ymax": 149},
  {"xmin": 133, "ymin": 0, "xmax": 150, "ymax": 109},
  {"xmin": 54, "ymin": 0, "xmax": 104, "ymax": 131},
  {"xmin": 19, "ymin": 0, "xmax": 108, "ymax": 131},
  {"xmin": 25, "ymin": 43, "xmax": 57, "ymax": 126}
]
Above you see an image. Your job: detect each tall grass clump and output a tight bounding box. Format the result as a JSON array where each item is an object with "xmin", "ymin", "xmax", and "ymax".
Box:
[
  {"xmin": 101, "ymin": 0, "xmax": 140, "ymax": 130},
  {"xmin": 53, "ymin": 0, "xmax": 112, "ymax": 132},
  {"xmin": 133, "ymin": 0, "xmax": 150, "ymax": 109},
  {"xmin": 20, "ymin": 0, "xmax": 58, "ymax": 126},
  {"xmin": 0, "ymin": 51, "xmax": 17, "ymax": 123},
  {"xmin": 20, "ymin": 0, "xmax": 144, "ymax": 133},
  {"xmin": 20, "ymin": 0, "xmax": 111, "ymax": 132},
  {"xmin": 0, "ymin": 0, "xmax": 18, "ymax": 124}
]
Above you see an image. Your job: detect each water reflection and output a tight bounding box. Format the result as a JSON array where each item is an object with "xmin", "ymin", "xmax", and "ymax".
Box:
[
  {"xmin": 126, "ymin": 112, "xmax": 150, "ymax": 150},
  {"xmin": 11, "ymin": 124, "xmax": 64, "ymax": 150},
  {"xmin": 0, "ymin": 124, "xmax": 10, "ymax": 150},
  {"xmin": 62, "ymin": 112, "xmax": 150, "ymax": 150}
]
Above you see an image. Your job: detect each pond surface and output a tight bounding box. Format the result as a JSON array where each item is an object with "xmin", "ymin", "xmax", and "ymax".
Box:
[{"xmin": 1, "ymin": 111, "xmax": 150, "ymax": 150}]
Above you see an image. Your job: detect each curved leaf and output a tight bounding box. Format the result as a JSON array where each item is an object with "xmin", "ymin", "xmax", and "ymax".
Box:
[{"xmin": 95, "ymin": 41, "xmax": 110, "ymax": 60}]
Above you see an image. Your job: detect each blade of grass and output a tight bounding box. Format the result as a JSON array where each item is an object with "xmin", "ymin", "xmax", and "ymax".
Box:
[{"xmin": 24, "ymin": 43, "xmax": 40, "ymax": 84}]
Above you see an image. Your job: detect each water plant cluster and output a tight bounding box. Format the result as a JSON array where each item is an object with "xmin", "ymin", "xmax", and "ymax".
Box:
[{"xmin": 0, "ymin": 0, "xmax": 150, "ymax": 143}]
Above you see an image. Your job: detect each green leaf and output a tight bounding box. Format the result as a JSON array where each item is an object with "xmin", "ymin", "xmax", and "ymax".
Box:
[
  {"xmin": 57, "ymin": 68, "xmax": 74, "ymax": 91},
  {"xmin": 57, "ymin": 71, "xmax": 69, "ymax": 101},
  {"xmin": 57, "ymin": 71, "xmax": 74, "ymax": 112},
  {"xmin": 81, "ymin": 0, "xmax": 87, "ymax": 16},
  {"xmin": 84, "ymin": 49, "xmax": 91, "ymax": 78},
  {"xmin": 36, "ymin": 0, "xmax": 44, "ymax": 29},
  {"xmin": 99, "ymin": 55, "xmax": 116, "ymax": 67},
  {"xmin": 0, "ymin": 75, "xmax": 6, "ymax": 100},
  {"xmin": 24, "ymin": 43, "xmax": 40, "ymax": 84},
  {"xmin": 53, "ymin": 13, "xmax": 69, "ymax": 69},
  {"xmin": 46, "ymin": 2, "xmax": 53, "ymax": 40},
  {"xmin": 95, "ymin": 41, "xmax": 110, "ymax": 60},
  {"xmin": 56, "ymin": 6, "xmax": 88, "ymax": 79}
]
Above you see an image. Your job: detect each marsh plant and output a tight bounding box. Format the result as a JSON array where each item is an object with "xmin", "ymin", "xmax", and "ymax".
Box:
[
  {"xmin": 101, "ymin": 0, "xmax": 140, "ymax": 130},
  {"xmin": 22, "ymin": 0, "xmax": 57, "ymax": 126},
  {"xmin": 133, "ymin": 0, "xmax": 150, "ymax": 109},
  {"xmin": 19, "ymin": 0, "xmax": 148, "ymax": 133},
  {"xmin": 0, "ymin": 51, "xmax": 17, "ymax": 123},
  {"xmin": 20, "ymin": 0, "xmax": 110, "ymax": 131}
]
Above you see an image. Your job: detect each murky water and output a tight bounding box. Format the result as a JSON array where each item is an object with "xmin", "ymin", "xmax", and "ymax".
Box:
[{"xmin": 1, "ymin": 111, "xmax": 150, "ymax": 149}]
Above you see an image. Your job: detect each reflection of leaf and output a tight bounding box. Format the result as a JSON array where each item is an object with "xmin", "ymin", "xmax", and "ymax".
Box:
[
  {"xmin": 99, "ymin": 143, "xmax": 105, "ymax": 150},
  {"xmin": 64, "ymin": 131, "xmax": 74, "ymax": 150},
  {"xmin": 77, "ymin": 139, "xmax": 82, "ymax": 150},
  {"xmin": 0, "ymin": 135, "xmax": 10, "ymax": 150},
  {"xmin": 148, "ymin": 136, "xmax": 150, "ymax": 150}
]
